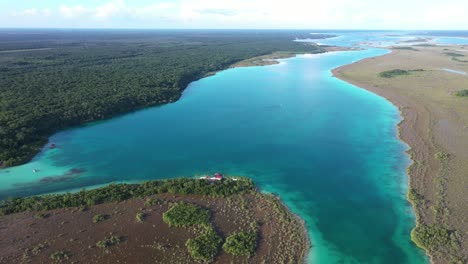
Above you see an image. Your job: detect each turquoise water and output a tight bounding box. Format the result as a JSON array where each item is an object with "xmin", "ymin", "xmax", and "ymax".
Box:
[
  {"xmin": 0, "ymin": 43, "xmax": 428, "ymax": 262},
  {"xmin": 433, "ymin": 37, "xmax": 468, "ymax": 45},
  {"xmin": 299, "ymin": 30, "xmax": 468, "ymax": 47}
]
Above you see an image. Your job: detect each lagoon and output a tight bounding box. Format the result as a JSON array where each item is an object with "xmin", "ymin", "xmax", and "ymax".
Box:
[{"xmin": 0, "ymin": 44, "xmax": 427, "ymax": 262}]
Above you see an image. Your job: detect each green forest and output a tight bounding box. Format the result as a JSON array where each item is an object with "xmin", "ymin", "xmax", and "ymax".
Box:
[{"xmin": 0, "ymin": 30, "xmax": 326, "ymax": 167}]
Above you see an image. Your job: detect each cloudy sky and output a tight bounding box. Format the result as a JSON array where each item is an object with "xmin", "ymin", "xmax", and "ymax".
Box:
[{"xmin": 0, "ymin": 0, "xmax": 467, "ymax": 29}]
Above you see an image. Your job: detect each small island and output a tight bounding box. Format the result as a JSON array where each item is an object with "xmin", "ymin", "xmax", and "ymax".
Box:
[{"xmin": 0, "ymin": 177, "xmax": 310, "ymax": 263}]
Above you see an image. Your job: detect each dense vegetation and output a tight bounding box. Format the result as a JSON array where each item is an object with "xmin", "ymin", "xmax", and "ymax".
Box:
[
  {"xmin": 222, "ymin": 231, "xmax": 257, "ymax": 256},
  {"xmin": 443, "ymin": 51, "xmax": 468, "ymax": 62},
  {"xmin": 411, "ymin": 224, "xmax": 454, "ymax": 252},
  {"xmin": 135, "ymin": 211, "xmax": 145, "ymax": 223},
  {"xmin": 0, "ymin": 177, "xmax": 254, "ymax": 215},
  {"xmin": 160, "ymin": 194, "xmax": 260, "ymax": 261},
  {"xmin": 92, "ymin": 214, "xmax": 108, "ymax": 223},
  {"xmin": 444, "ymin": 52, "xmax": 465, "ymax": 57},
  {"xmin": 407, "ymin": 188, "xmax": 424, "ymax": 206},
  {"xmin": 455, "ymin": 89, "xmax": 468, "ymax": 97},
  {"xmin": 379, "ymin": 69, "xmax": 424, "ymax": 78},
  {"xmin": 161, "ymin": 201, "xmax": 223, "ymax": 261},
  {"xmin": 379, "ymin": 69, "xmax": 409, "ymax": 78},
  {"xmin": 0, "ymin": 30, "xmax": 326, "ymax": 167},
  {"xmin": 392, "ymin": 46, "xmax": 419, "ymax": 51},
  {"xmin": 49, "ymin": 251, "xmax": 70, "ymax": 261},
  {"xmin": 186, "ymin": 225, "xmax": 223, "ymax": 262},
  {"xmin": 96, "ymin": 234, "xmax": 122, "ymax": 249},
  {"xmin": 1, "ymin": 176, "xmax": 309, "ymax": 262},
  {"xmin": 162, "ymin": 202, "xmax": 210, "ymax": 227}
]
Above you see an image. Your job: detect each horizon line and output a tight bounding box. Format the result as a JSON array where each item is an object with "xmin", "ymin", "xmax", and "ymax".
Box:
[{"xmin": 0, "ymin": 27, "xmax": 467, "ymax": 31}]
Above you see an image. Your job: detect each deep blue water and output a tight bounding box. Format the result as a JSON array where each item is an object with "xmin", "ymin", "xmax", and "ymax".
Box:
[{"xmin": 0, "ymin": 33, "xmax": 433, "ymax": 263}]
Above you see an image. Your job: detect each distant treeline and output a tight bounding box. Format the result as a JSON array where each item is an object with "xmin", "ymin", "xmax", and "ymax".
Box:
[
  {"xmin": 0, "ymin": 177, "xmax": 255, "ymax": 215},
  {"xmin": 0, "ymin": 30, "xmax": 325, "ymax": 167}
]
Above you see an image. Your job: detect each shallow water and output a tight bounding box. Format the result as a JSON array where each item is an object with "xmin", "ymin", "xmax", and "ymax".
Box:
[
  {"xmin": 0, "ymin": 36, "xmax": 428, "ymax": 263},
  {"xmin": 299, "ymin": 30, "xmax": 468, "ymax": 47},
  {"xmin": 442, "ymin": 68, "xmax": 468, "ymax": 75},
  {"xmin": 433, "ymin": 37, "xmax": 468, "ymax": 45}
]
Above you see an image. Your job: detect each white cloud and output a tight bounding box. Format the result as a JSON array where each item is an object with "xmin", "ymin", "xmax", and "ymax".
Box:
[
  {"xmin": 23, "ymin": 9, "xmax": 38, "ymax": 16},
  {"xmin": 59, "ymin": 5, "xmax": 88, "ymax": 19},
  {"xmin": 94, "ymin": 0, "xmax": 125, "ymax": 19},
  {"xmin": 3, "ymin": 0, "xmax": 468, "ymax": 29},
  {"xmin": 55, "ymin": 1, "xmax": 177, "ymax": 22},
  {"xmin": 126, "ymin": 3, "xmax": 178, "ymax": 20},
  {"xmin": 42, "ymin": 8, "xmax": 52, "ymax": 17},
  {"xmin": 422, "ymin": 4, "xmax": 466, "ymax": 29},
  {"xmin": 11, "ymin": 8, "xmax": 52, "ymax": 18}
]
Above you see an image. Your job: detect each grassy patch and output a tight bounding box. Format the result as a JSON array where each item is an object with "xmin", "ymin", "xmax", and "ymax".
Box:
[
  {"xmin": 414, "ymin": 44, "xmax": 436, "ymax": 47},
  {"xmin": 144, "ymin": 198, "xmax": 161, "ymax": 206},
  {"xmin": 92, "ymin": 214, "xmax": 108, "ymax": 223},
  {"xmin": 452, "ymin": 57, "xmax": 468, "ymax": 63},
  {"xmin": 379, "ymin": 69, "xmax": 410, "ymax": 78},
  {"xmin": 142, "ymin": 242, "xmax": 168, "ymax": 251},
  {"xmin": 435, "ymin": 151, "xmax": 450, "ymax": 160},
  {"xmin": 393, "ymin": 46, "xmax": 419, "ymax": 51},
  {"xmin": 444, "ymin": 52, "xmax": 465, "ymax": 57},
  {"xmin": 444, "ymin": 52, "xmax": 468, "ymax": 62},
  {"xmin": 407, "ymin": 188, "xmax": 425, "ymax": 205},
  {"xmin": 186, "ymin": 225, "xmax": 223, "ymax": 262},
  {"xmin": 34, "ymin": 212, "xmax": 48, "ymax": 219},
  {"xmin": 96, "ymin": 234, "xmax": 122, "ymax": 249},
  {"xmin": 49, "ymin": 251, "xmax": 70, "ymax": 261},
  {"xmin": 223, "ymin": 231, "xmax": 257, "ymax": 256},
  {"xmin": 23, "ymin": 242, "xmax": 49, "ymax": 260},
  {"xmin": 135, "ymin": 212, "xmax": 145, "ymax": 223},
  {"xmin": 455, "ymin": 90, "xmax": 468, "ymax": 97},
  {"xmin": 379, "ymin": 69, "xmax": 424, "ymax": 78},
  {"xmin": 163, "ymin": 202, "xmax": 210, "ymax": 227},
  {"xmin": 31, "ymin": 243, "xmax": 47, "ymax": 255}
]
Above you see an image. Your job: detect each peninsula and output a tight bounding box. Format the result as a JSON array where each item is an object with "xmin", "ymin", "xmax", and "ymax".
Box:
[
  {"xmin": 333, "ymin": 44, "xmax": 468, "ymax": 263},
  {"xmin": 0, "ymin": 177, "xmax": 310, "ymax": 263}
]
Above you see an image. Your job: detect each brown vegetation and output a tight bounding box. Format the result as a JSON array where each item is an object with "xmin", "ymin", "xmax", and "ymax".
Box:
[
  {"xmin": 333, "ymin": 45, "xmax": 468, "ymax": 263},
  {"xmin": 0, "ymin": 192, "xmax": 309, "ymax": 263}
]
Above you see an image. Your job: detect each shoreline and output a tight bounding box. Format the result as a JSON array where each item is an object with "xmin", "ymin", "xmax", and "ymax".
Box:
[
  {"xmin": 2, "ymin": 47, "xmax": 439, "ymax": 262},
  {"xmin": 332, "ymin": 46, "xmax": 468, "ymax": 263},
  {"xmin": 332, "ymin": 52, "xmax": 434, "ymax": 261},
  {"xmin": 0, "ymin": 49, "xmax": 318, "ymax": 260},
  {"xmin": 0, "ymin": 178, "xmax": 310, "ymax": 263},
  {"xmin": 229, "ymin": 46, "xmax": 355, "ymax": 68},
  {"xmin": 1, "ymin": 46, "xmax": 330, "ymax": 170},
  {"xmin": 1, "ymin": 44, "xmax": 351, "ymax": 170},
  {"xmin": 1, "ymin": 48, "xmax": 402, "ymax": 263},
  {"xmin": 259, "ymin": 192, "xmax": 312, "ymax": 263},
  {"xmin": 258, "ymin": 193, "xmax": 311, "ymax": 263}
]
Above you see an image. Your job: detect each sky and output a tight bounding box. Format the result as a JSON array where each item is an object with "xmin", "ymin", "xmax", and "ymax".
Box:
[{"xmin": 0, "ymin": 0, "xmax": 467, "ymax": 30}]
